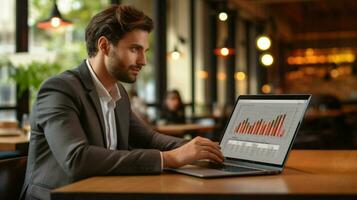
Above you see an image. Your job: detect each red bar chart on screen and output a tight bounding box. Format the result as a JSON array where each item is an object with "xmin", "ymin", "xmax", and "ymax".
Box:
[{"xmin": 234, "ymin": 114, "xmax": 286, "ymax": 137}]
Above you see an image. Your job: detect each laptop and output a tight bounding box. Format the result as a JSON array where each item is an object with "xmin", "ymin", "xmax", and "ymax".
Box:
[{"xmin": 167, "ymin": 94, "xmax": 311, "ymax": 178}]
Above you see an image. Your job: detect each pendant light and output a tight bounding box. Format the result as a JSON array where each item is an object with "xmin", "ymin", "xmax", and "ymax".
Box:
[
  {"xmin": 214, "ymin": 39, "xmax": 235, "ymax": 57},
  {"xmin": 171, "ymin": 45, "xmax": 181, "ymax": 60},
  {"xmin": 37, "ymin": 0, "xmax": 72, "ymax": 29},
  {"xmin": 169, "ymin": 0, "xmax": 185, "ymax": 60}
]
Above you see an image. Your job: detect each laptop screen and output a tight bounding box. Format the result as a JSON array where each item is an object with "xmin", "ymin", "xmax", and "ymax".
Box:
[{"xmin": 220, "ymin": 95, "xmax": 310, "ymax": 166}]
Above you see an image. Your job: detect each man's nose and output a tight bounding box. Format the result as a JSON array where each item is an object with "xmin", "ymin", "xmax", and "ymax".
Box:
[{"xmin": 137, "ymin": 51, "xmax": 147, "ymax": 66}]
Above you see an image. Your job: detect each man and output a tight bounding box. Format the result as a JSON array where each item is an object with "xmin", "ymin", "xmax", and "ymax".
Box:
[{"xmin": 21, "ymin": 5, "xmax": 223, "ymax": 200}]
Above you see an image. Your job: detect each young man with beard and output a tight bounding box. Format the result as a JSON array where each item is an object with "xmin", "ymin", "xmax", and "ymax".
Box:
[{"xmin": 21, "ymin": 5, "xmax": 223, "ymax": 200}]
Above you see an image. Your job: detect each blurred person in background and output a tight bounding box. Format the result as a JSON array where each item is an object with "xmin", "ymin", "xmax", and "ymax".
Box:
[
  {"xmin": 161, "ymin": 89, "xmax": 186, "ymax": 124},
  {"xmin": 129, "ymin": 89, "xmax": 148, "ymax": 123}
]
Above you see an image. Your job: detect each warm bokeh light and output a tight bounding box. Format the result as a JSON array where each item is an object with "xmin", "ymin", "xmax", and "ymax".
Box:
[
  {"xmin": 198, "ymin": 70, "xmax": 208, "ymax": 79},
  {"xmin": 330, "ymin": 69, "xmax": 340, "ymax": 78},
  {"xmin": 235, "ymin": 72, "xmax": 246, "ymax": 80},
  {"xmin": 171, "ymin": 51, "xmax": 181, "ymax": 60},
  {"xmin": 261, "ymin": 53, "xmax": 274, "ymax": 66},
  {"xmin": 345, "ymin": 53, "xmax": 356, "ymax": 62},
  {"xmin": 317, "ymin": 55, "xmax": 326, "ymax": 63},
  {"xmin": 214, "ymin": 47, "xmax": 234, "ymax": 56},
  {"xmin": 287, "ymin": 48, "xmax": 356, "ymax": 65},
  {"xmin": 217, "ymin": 72, "xmax": 226, "ymax": 80},
  {"xmin": 50, "ymin": 17, "xmax": 61, "ymax": 28},
  {"xmin": 305, "ymin": 48, "xmax": 314, "ymax": 56},
  {"xmin": 218, "ymin": 12, "xmax": 228, "ymax": 21},
  {"xmin": 261, "ymin": 84, "xmax": 272, "ymax": 94},
  {"xmin": 220, "ymin": 47, "xmax": 230, "ymax": 56},
  {"xmin": 256, "ymin": 35, "xmax": 271, "ymax": 51},
  {"xmin": 287, "ymin": 56, "xmax": 294, "ymax": 65}
]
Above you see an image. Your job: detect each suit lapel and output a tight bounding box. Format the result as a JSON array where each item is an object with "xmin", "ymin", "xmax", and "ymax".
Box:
[
  {"xmin": 88, "ymin": 91, "xmax": 107, "ymax": 146},
  {"xmin": 76, "ymin": 61, "xmax": 107, "ymax": 147},
  {"xmin": 115, "ymin": 84, "xmax": 129, "ymax": 149}
]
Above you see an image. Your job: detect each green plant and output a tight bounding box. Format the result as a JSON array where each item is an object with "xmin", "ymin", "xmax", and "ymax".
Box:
[
  {"xmin": 8, "ymin": 61, "xmax": 62, "ymax": 96},
  {"xmin": 0, "ymin": 59, "xmax": 63, "ymax": 108}
]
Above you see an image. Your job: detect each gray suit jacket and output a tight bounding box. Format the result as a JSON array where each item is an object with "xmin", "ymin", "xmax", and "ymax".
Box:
[{"xmin": 22, "ymin": 61, "xmax": 185, "ymax": 200}]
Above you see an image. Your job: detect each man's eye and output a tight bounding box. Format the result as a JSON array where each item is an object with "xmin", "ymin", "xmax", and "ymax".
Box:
[{"xmin": 131, "ymin": 47, "xmax": 139, "ymax": 52}]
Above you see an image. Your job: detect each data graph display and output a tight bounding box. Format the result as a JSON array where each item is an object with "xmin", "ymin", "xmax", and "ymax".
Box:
[
  {"xmin": 220, "ymin": 99, "xmax": 309, "ymax": 165},
  {"xmin": 234, "ymin": 114, "xmax": 286, "ymax": 137}
]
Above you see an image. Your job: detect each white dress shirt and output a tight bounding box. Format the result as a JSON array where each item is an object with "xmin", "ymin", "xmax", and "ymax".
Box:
[{"xmin": 86, "ymin": 59, "xmax": 121, "ymax": 150}]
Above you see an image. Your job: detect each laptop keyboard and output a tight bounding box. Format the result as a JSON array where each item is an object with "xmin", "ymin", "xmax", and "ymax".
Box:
[{"xmin": 198, "ymin": 162, "xmax": 262, "ymax": 173}]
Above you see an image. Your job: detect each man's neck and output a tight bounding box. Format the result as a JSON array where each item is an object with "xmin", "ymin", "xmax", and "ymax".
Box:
[{"xmin": 88, "ymin": 57, "xmax": 116, "ymax": 92}]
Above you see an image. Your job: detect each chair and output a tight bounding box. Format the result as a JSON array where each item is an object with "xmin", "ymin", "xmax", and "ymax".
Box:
[
  {"xmin": 0, "ymin": 151, "xmax": 22, "ymax": 159},
  {"xmin": 295, "ymin": 94, "xmax": 353, "ymax": 149},
  {"xmin": 0, "ymin": 156, "xmax": 27, "ymax": 200},
  {"xmin": 309, "ymin": 94, "xmax": 341, "ymax": 110}
]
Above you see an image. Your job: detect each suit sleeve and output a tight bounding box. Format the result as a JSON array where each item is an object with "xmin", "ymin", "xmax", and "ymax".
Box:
[
  {"xmin": 128, "ymin": 111, "xmax": 187, "ymax": 150},
  {"xmin": 34, "ymin": 77, "xmax": 165, "ymax": 181}
]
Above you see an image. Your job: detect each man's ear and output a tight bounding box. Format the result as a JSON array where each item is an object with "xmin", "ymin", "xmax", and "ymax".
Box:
[{"xmin": 97, "ymin": 36, "xmax": 110, "ymax": 55}]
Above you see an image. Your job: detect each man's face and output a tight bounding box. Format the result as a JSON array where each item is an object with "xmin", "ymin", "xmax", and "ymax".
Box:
[{"xmin": 105, "ymin": 29, "xmax": 149, "ymax": 83}]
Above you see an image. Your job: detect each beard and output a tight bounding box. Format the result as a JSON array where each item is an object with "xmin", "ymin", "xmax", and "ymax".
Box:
[
  {"xmin": 107, "ymin": 48, "xmax": 141, "ymax": 83},
  {"xmin": 108, "ymin": 64, "xmax": 137, "ymax": 83}
]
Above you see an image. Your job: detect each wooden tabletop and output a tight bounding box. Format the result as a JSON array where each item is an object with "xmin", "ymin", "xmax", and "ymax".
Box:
[
  {"xmin": 0, "ymin": 134, "xmax": 29, "ymax": 151},
  {"xmin": 154, "ymin": 123, "xmax": 216, "ymax": 136},
  {"xmin": 52, "ymin": 150, "xmax": 357, "ymax": 200}
]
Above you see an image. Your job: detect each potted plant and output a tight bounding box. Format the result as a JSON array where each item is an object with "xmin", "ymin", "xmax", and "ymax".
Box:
[{"xmin": 0, "ymin": 57, "xmax": 62, "ymax": 107}]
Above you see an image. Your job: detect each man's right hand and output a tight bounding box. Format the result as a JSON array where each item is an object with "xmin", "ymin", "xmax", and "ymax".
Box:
[{"xmin": 162, "ymin": 136, "xmax": 224, "ymax": 168}]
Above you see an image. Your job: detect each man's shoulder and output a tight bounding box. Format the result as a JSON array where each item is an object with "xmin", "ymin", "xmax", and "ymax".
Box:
[
  {"xmin": 44, "ymin": 69, "xmax": 79, "ymax": 86},
  {"xmin": 40, "ymin": 66, "xmax": 85, "ymax": 94}
]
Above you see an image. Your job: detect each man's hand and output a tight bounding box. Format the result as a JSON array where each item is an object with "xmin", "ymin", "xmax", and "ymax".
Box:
[{"xmin": 162, "ymin": 136, "xmax": 224, "ymax": 168}]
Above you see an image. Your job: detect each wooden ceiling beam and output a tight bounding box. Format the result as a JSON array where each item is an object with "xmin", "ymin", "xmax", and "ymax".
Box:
[
  {"xmin": 229, "ymin": 0, "xmax": 267, "ymax": 19},
  {"xmin": 229, "ymin": 0, "xmax": 293, "ymax": 41},
  {"xmin": 294, "ymin": 31, "xmax": 357, "ymax": 41},
  {"xmin": 252, "ymin": 0, "xmax": 316, "ymax": 4},
  {"xmin": 230, "ymin": 0, "xmax": 357, "ymax": 44}
]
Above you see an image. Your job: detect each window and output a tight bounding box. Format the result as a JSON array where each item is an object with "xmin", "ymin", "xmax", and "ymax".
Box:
[{"xmin": 0, "ymin": 0, "xmax": 16, "ymax": 120}]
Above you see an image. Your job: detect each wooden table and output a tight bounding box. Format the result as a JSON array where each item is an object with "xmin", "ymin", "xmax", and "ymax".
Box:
[
  {"xmin": 51, "ymin": 150, "xmax": 357, "ymax": 200},
  {"xmin": 0, "ymin": 135, "xmax": 29, "ymax": 153},
  {"xmin": 154, "ymin": 123, "xmax": 216, "ymax": 136}
]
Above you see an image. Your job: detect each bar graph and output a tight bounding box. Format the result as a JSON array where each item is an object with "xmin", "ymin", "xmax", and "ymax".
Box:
[{"xmin": 234, "ymin": 114, "xmax": 286, "ymax": 137}]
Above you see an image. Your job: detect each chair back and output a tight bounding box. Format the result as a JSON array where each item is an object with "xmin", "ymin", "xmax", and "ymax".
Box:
[{"xmin": 0, "ymin": 156, "xmax": 27, "ymax": 200}]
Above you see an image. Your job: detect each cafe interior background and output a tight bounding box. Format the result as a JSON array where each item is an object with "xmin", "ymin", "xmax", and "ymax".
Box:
[{"xmin": 1, "ymin": 0, "xmax": 357, "ymax": 149}]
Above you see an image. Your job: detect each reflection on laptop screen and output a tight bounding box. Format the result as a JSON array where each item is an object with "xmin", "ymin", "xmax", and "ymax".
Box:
[{"xmin": 220, "ymin": 98, "xmax": 309, "ymax": 165}]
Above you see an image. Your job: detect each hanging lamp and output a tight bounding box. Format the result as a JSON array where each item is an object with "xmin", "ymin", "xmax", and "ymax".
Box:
[
  {"xmin": 170, "ymin": 45, "xmax": 181, "ymax": 60},
  {"xmin": 37, "ymin": 0, "xmax": 72, "ymax": 29}
]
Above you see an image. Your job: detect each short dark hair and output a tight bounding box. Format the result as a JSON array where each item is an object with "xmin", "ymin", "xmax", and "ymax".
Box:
[{"xmin": 85, "ymin": 5, "xmax": 154, "ymax": 57}]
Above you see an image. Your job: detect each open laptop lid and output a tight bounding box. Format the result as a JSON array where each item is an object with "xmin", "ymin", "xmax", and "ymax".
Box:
[{"xmin": 219, "ymin": 94, "xmax": 311, "ymax": 169}]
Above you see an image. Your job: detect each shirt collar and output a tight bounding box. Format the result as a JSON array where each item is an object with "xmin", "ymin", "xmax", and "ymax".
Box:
[{"xmin": 86, "ymin": 59, "xmax": 121, "ymax": 103}]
